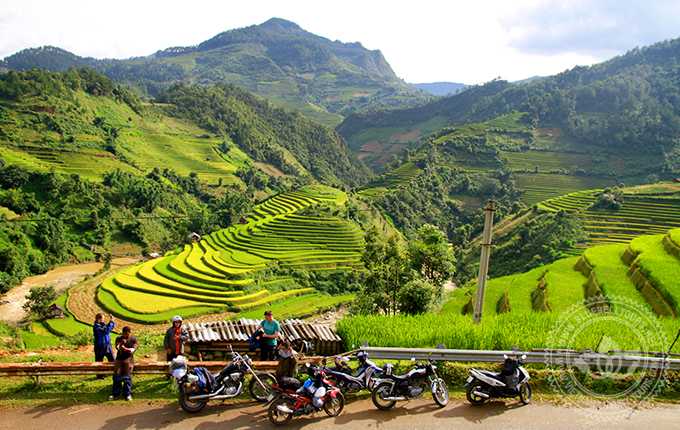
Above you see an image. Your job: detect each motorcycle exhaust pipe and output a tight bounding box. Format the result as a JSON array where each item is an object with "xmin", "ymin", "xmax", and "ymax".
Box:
[
  {"xmin": 472, "ymin": 391, "xmax": 490, "ymax": 399},
  {"xmin": 187, "ymin": 387, "xmax": 225, "ymax": 400},
  {"xmin": 383, "ymin": 396, "xmax": 406, "ymax": 401}
]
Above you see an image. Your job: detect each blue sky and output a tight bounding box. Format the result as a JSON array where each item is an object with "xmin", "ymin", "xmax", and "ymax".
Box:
[{"xmin": 2, "ymin": 0, "xmax": 680, "ymax": 84}]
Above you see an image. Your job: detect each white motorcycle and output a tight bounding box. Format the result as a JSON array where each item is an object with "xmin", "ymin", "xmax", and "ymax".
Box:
[{"xmin": 465, "ymin": 354, "xmax": 531, "ymax": 406}]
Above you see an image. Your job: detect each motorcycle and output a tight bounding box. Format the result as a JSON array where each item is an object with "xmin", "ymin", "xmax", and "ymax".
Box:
[
  {"xmin": 371, "ymin": 359, "xmax": 449, "ymax": 410},
  {"xmin": 325, "ymin": 352, "xmax": 383, "ymax": 393},
  {"xmin": 170, "ymin": 349, "xmax": 276, "ymax": 413},
  {"xmin": 268, "ymin": 363, "xmax": 345, "ymax": 426},
  {"xmin": 465, "ymin": 353, "xmax": 532, "ymax": 406}
]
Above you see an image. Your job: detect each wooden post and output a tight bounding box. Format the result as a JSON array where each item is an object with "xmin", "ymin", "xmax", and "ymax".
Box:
[{"xmin": 473, "ymin": 200, "xmax": 496, "ymax": 324}]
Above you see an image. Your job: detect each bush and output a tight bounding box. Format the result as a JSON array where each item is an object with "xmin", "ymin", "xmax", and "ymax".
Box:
[
  {"xmin": 23, "ymin": 286, "xmax": 58, "ymax": 320},
  {"xmin": 398, "ymin": 279, "xmax": 435, "ymax": 314}
]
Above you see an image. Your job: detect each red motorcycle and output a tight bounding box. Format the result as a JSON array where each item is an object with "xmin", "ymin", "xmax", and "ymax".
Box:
[{"xmin": 267, "ymin": 364, "xmax": 345, "ymax": 426}]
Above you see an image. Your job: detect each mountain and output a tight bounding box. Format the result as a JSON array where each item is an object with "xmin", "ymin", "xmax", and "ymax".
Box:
[
  {"xmin": 339, "ymin": 37, "xmax": 680, "ymax": 172},
  {"xmin": 0, "ymin": 68, "xmax": 369, "ymax": 187},
  {"xmin": 413, "ymin": 81, "xmax": 466, "ymax": 96},
  {"xmin": 3, "ymin": 18, "xmax": 427, "ymax": 126}
]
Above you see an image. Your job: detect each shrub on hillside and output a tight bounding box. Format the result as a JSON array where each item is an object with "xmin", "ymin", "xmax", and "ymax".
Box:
[{"xmin": 23, "ymin": 286, "xmax": 58, "ymax": 320}]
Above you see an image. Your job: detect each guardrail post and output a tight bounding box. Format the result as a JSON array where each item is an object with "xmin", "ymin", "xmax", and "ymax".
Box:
[{"xmin": 473, "ymin": 200, "xmax": 496, "ymax": 324}]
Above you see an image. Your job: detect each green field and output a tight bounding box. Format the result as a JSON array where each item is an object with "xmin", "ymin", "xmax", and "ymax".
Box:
[
  {"xmin": 538, "ymin": 185, "xmax": 680, "ymax": 246},
  {"xmin": 93, "ymin": 185, "xmax": 364, "ymax": 324},
  {"xmin": 0, "ymin": 91, "xmax": 248, "ymax": 184},
  {"xmin": 341, "ymin": 228, "xmax": 680, "ymax": 351}
]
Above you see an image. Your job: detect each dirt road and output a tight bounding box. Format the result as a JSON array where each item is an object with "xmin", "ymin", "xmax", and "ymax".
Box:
[
  {"xmin": 0, "ymin": 257, "xmax": 139, "ymax": 323},
  {"xmin": 0, "ymin": 398, "xmax": 678, "ymax": 430}
]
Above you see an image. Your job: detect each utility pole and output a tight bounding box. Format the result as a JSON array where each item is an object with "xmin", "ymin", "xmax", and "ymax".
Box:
[{"xmin": 473, "ymin": 200, "xmax": 496, "ymax": 324}]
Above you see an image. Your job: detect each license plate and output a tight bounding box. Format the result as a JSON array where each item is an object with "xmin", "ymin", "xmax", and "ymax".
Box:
[{"xmin": 466, "ymin": 376, "xmax": 473, "ymax": 383}]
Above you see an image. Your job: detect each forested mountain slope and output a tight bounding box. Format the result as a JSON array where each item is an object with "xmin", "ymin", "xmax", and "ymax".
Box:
[
  {"xmin": 0, "ymin": 69, "xmax": 369, "ymax": 187},
  {"xmin": 3, "ymin": 18, "xmax": 427, "ymax": 126},
  {"xmin": 339, "ymin": 37, "xmax": 680, "ymax": 173}
]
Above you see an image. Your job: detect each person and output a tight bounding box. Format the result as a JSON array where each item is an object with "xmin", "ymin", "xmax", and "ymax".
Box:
[
  {"xmin": 110, "ymin": 326, "xmax": 138, "ymax": 401},
  {"xmin": 164, "ymin": 315, "xmax": 189, "ymax": 362},
  {"xmin": 259, "ymin": 310, "xmax": 280, "ymax": 361},
  {"xmin": 275, "ymin": 340, "xmax": 297, "ymax": 380},
  {"xmin": 93, "ymin": 313, "xmax": 115, "ymax": 379}
]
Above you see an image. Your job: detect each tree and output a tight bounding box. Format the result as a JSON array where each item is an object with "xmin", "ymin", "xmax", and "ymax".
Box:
[
  {"xmin": 23, "ymin": 285, "xmax": 57, "ymax": 320},
  {"xmin": 398, "ymin": 278, "xmax": 435, "ymax": 314},
  {"xmin": 408, "ymin": 224, "xmax": 456, "ymax": 299},
  {"xmin": 357, "ymin": 227, "xmax": 410, "ymax": 315}
]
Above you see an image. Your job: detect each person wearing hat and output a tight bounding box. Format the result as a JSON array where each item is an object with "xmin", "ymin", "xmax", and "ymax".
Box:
[
  {"xmin": 259, "ymin": 310, "xmax": 280, "ymax": 361},
  {"xmin": 164, "ymin": 315, "xmax": 189, "ymax": 362}
]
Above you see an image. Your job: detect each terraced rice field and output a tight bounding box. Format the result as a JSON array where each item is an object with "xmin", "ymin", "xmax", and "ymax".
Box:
[
  {"xmin": 358, "ymin": 162, "xmax": 421, "ymax": 198},
  {"xmin": 538, "ymin": 189, "xmax": 680, "ymax": 246},
  {"xmin": 446, "ymin": 228, "xmax": 680, "ymax": 322},
  {"xmin": 515, "ymin": 174, "xmax": 615, "ymax": 206},
  {"xmin": 95, "ymin": 185, "xmax": 362, "ymax": 324}
]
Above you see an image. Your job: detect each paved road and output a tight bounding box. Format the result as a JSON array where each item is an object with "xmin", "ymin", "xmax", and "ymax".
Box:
[{"xmin": 1, "ymin": 398, "xmax": 678, "ymax": 430}]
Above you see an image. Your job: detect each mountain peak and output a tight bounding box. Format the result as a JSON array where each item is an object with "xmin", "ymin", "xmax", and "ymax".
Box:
[{"xmin": 259, "ymin": 17, "xmax": 302, "ymax": 32}]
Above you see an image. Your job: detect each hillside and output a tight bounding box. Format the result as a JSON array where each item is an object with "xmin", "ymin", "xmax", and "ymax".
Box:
[
  {"xmin": 3, "ymin": 18, "xmax": 427, "ymax": 126},
  {"xmin": 339, "ymin": 37, "xmax": 680, "ymax": 173},
  {"xmin": 65, "ymin": 185, "xmax": 363, "ymax": 325},
  {"xmin": 0, "ymin": 69, "xmax": 368, "ymax": 187},
  {"xmin": 339, "ymin": 228, "xmax": 680, "ymax": 352},
  {"xmin": 447, "ymin": 226, "xmax": 680, "ymax": 322}
]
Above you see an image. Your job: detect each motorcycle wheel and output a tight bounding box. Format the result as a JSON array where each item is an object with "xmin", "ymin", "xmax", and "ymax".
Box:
[
  {"xmin": 268, "ymin": 397, "xmax": 294, "ymax": 426},
  {"xmin": 519, "ymin": 383, "xmax": 532, "ymax": 405},
  {"xmin": 323, "ymin": 391, "xmax": 345, "ymax": 417},
  {"xmin": 371, "ymin": 382, "xmax": 397, "ymax": 410},
  {"xmin": 178, "ymin": 386, "xmax": 207, "ymax": 413},
  {"xmin": 466, "ymin": 384, "xmax": 488, "ymax": 406},
  {"xmin": 248, "ymin": 373, "xmax": 277, "ymax": 402},
  {"xmin": 431, "ymin": 378, "xmax": 449, "ymax": 408}
]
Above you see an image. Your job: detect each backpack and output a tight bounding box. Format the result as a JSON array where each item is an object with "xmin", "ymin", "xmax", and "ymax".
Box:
[
  {"xmin": 249, "ymin": 329, "xmax": 263, "ymax": 352},
  {"xmin": 192, "ymin": 367, "xmax": 216, "ymax": 393}
]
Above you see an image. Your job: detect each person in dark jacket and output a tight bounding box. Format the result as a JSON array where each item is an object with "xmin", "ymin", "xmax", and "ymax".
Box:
[
  {"xmin": 110, "ymin": 326, "xmax": 138, "ymax": 401},
  {"xmin": 164, "ymin": 315, "xmax": 189, "ymax": 361},
  {"xmin": 93, "ymin": 313, "xmax": 115, "ymax": 379}
]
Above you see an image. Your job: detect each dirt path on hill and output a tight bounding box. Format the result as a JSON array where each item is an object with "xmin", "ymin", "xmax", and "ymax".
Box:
[
  {"xmin": 1, "ymin": 398, "xmax": 678, "ymax": 430},
  {"xmin": 0, "ymin": 257, "xmax": 139, "ymax": 324}
]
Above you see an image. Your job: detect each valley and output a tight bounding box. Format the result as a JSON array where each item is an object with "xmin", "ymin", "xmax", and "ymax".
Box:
[{"xmin": 2, "ymin": 11, "xmax": 680, "ymax": 419}]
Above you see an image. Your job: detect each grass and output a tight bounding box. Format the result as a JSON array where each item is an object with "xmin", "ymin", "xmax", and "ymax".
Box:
[
  {"xmin": 581, "ymin": 244, "xmax": 655, "ymax": 315},
  {"xmin": 337, "ymin": 311, "xmax": 680, "ymax": 352},
  {"xmin": 43, "ymin": 293, "xmax": 91, "ymax": 337},
  {"xmin": 629, "ymin": 234, "xmax": 680, "ymax": 315}
]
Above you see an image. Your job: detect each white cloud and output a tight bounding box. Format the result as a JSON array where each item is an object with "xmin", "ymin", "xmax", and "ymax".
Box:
[{"xmin": 1, "ymin": 0, "xmax": 679, "ymax": 84}]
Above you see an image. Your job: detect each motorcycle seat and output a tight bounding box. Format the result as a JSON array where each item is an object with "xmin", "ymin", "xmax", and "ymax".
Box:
[
  {"xmin": 479, "ymin": 370, "xmax": 503, "ymax": 379},
  {"xmin": 392, "ymin": 367, "xmax": 427, "ymax": 381},
  {"xmin": 278, "ymin": 377, "xmax": 302, "ymax": 390}
]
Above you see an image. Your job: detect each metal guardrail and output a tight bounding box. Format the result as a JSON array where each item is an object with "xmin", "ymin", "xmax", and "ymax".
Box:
[{"xmin": 360, "ymin": 347, "xmax": 680, "ymax": 371}]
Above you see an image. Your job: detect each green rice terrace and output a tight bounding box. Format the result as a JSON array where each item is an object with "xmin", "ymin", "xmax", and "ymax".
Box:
[
  {"xmin": 538, "ymin": 184, "xmax": 680, "ymax": 247},
  {"xmin": 87, "ymin": 185, "xmax": 362, "ymax": 325},
  {"xmin": 340, "ymin": 227, "xmax": 680, "ymax": 351}
]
